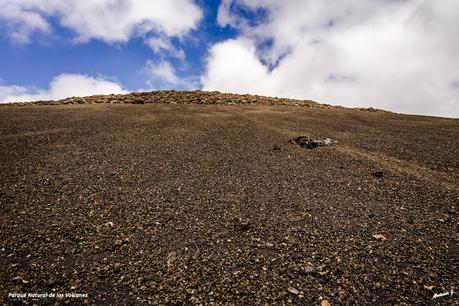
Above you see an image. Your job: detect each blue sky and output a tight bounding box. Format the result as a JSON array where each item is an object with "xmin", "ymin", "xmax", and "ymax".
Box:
[
  {"xmin": 0, "ymin": 1, "xmax": 230, "ymax": 90},
  {"xmin": 0, "ymin": 0, "xmax": 458, "ymax": 117}
]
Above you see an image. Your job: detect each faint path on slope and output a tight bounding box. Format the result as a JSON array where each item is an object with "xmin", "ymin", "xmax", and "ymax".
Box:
[
  {"xmin": 236, "ymin": 109, "xmax": 459, "ymax": 194},
  {"xmin": 336, "ymin": 146, "xmax": 459, "ymax": 194},
  {"xmin": 0, "ymin": 128, "xmax": 68, "ymax": 140}
]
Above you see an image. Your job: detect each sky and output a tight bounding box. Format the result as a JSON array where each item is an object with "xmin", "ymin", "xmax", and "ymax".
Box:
[{"xmin": 0, "ymin": 0, "xmax": 458, "ymax": 118}]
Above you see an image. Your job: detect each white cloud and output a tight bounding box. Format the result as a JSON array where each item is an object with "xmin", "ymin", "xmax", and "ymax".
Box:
[
  {"xmin": 202, "ymin": 39, "xmax": 277, "ymax": 96},
  {"xmin": 0, "ymin": 74, "xmax": 127, "ymax": 103},
  {"xmin": 145, "ymin": 36, "xmax": 186, "ymax": 60},
  {"xmin": 143, "ymin": 60, "xmax": 180, "ymax": 85},
  {"xmin": 142, "ymin": 59, "xmax": 199, "ymax": 90},
  {"xmin": 0, "ymin": 0, "xmax": 203, "ymax": 44},
  {"xmin": 0, "ymin": 1, "xmax": 51, "ymax": 43},
  {"xmin": 203, "ymin": 0, "xmax": 459, "ymax": 117}
]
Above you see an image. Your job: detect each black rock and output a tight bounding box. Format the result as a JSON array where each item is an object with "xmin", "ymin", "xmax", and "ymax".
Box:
[
  {"xmin": 289, "ymin": 136, "xmax": 336, "ymax": 149},
  {"xmin": 372, "ymin": 171, "xmax": 384, "ymax": 178},
  {"xmin": 235, "ymin": 220, "xmax": 251, "ymax": 232},
  {"xmin": 289, "ymin": 136, "xmax": 320, "ymax": 149},
  {"xmin": 132, "ymin": 99, "xmax": 145, "ymax": 104}
]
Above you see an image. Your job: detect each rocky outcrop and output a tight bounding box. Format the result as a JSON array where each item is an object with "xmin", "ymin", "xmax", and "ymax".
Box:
[{"xmin": 6, "ymin": 90, "xmax": 386, "ymax": 112}]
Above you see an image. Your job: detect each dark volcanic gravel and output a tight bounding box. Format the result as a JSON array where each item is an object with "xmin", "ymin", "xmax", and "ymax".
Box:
[{"xmin": 0, "ymin": 93, "xmax": 458, "ymax": 305}]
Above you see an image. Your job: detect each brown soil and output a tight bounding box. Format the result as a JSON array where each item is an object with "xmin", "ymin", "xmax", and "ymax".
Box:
[{"xmin": 0, "ymin": 91, "xmax": 458, "ymax": 305}]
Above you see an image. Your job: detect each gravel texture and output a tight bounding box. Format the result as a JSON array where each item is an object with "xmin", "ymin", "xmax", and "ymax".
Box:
[{"xmin": 0, "ymin": 91, "xmax": 458, "ymax": 305}]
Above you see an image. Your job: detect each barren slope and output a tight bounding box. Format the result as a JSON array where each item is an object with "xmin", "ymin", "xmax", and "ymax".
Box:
[{"xmin": 0, "ymin": 94, "xmax": 458, "ymax": 305}]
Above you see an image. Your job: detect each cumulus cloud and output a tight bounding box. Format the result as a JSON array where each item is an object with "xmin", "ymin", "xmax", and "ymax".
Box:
[
  {"xmin": 142, "ymin": 60, "xmax": 199, "ymax": 90},
  {"xmin": 203, "ymin": 0, "xmax": 459, "ymax": 117},
  {"xmin": 143, "ymin": 60, "xmax": 180, "ymax": 85},
  {"xmin": 145, "ymin": 36, "xmax": 186, "ymax": 60},
  {"xmin": 0, "ymin": 0, "xmax": 203, "ymax": 44},
  {"xmin": 0, "ymin": 74, "xmax": 127, "ymax": 103},
  {"xmin": 0, "ymin": 1, "xmax": 51, "ymax": 43}
]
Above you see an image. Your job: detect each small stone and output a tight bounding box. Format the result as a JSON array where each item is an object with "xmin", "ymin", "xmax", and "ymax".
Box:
[
  {"xmin": 166, "ymin": 251, "xmax": 177, "ymax": 267},
  {"xmin": 237, "ymin": 220, "xmax": 251, "ymax": 232},
  {"xmin": 303, "ymin": 265, "xmax": 315, "ymax": 274},
  {"xmin": 372, "ymin": 234, "xmax": 387, "ymax": 241},
  {"xmin": 321, "ymin": 299, "xmax": 331, "ymax": 306},
  {"xmin": 273, "ymin": 144, "xmax": 281, "ymax": 151},
  {"xmin": 287, "ymin": 287, "xmax": 299, "ymax": 295},
  {"xmin": 47, "ymin": 277, "xmax": 57, "ymax": 286},
  {"xmin": 13, "ymin": 276, "xmax": 29, "ymax": 284},
  {"xmin": 65, "ymin": 247, "xmax": 77, "ymax": 254}
]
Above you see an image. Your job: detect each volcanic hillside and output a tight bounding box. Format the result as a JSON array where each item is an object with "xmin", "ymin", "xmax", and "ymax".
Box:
[{"xmin": 0, "ymin": 91, "xmax": 457, "ymax": 305}]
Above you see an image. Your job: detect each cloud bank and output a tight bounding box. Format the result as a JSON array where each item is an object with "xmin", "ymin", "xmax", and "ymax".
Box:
[
  {"xmin": 0, "ymin": 0, "xmax": 202, "ymax": 45},
  {"xmin": 0, "ymin": 74, "xmax": 127, "ymax": 103},
  {"xmin": 0, "ymin": 0, "xmax": 457, "ymax": 117},
  {"xmin": 0, "ymin": 0, "xmax": 203, "ymax": 96},
  {"xmin": 202, "ymin": 0, "xmax": 459, "ymax": 117}
]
